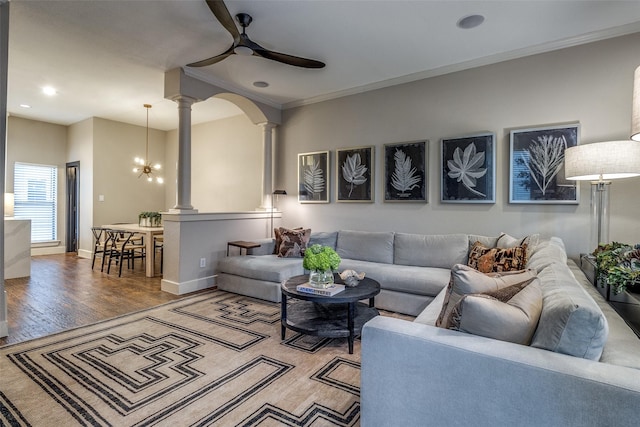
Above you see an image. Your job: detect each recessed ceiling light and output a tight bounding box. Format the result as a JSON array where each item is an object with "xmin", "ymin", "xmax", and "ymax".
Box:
[
  {"xmin": 253, "ymin": 81, "xmax": 269, "ymax": 88},
  {"xmin": 19, "ymin": 104, "xmax": 31, "ymax": 109},
  {"xmin": 457, "ymin": 14, "xmax": 485, "ymax": 30},
  {"xmin": 42, "ymin": 86, "xmax": 57, "ymax": 96}
]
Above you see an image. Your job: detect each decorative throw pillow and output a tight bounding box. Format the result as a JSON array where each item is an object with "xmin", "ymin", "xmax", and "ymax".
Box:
[
  {"xmin": 467, "ymin": 241, "xmax": 527, "ymax": 273},
  {"xmin": 436, "ymin": 264, "xmax": 537, "ymax": 329},
  {"xmin": 497, "ymin": 232, "xmax": 539, "ymax": 254},
  {"xmin": 273, "ymin": 227, "xmax": 303, "ymax": 254},
  {"xmin": 449, "ymin": 278, "xmax": 542, "ymax": 345},
  {"xmin": 277, "ymin": 228, "xmax": 311, "ymax": 258}
]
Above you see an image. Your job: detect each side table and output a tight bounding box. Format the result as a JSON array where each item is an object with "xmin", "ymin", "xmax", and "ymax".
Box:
[
  {"xmin": 580, "ymin": 253, "xmax": 640, "ymax": 338},
  {"xmin": 226, "ymin": 240, "xmax": 261, "ymax": 256}
]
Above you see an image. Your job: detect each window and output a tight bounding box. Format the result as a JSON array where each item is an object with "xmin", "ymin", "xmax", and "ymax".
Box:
[{"xmin": 14, "ymin": 162, "xmax": 58, "ymax": 243}]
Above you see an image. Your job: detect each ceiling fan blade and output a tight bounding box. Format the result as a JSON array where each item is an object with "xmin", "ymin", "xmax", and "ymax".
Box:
[
  {"xmin": 253, "ymin": 48, "xmax": 325, "ymax": 69},
  {"xmin": 205, "ymin": 0, "xmax": 240, "ymax": 42},
  {"xmin": 187, "ymin": 44, "xmax": 234, "ymax": 67}
]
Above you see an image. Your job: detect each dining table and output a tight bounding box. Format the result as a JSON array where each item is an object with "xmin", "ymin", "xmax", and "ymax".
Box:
[{"xmin": 102, "ymin": 223, "xmax": 163, "ymax": 277}]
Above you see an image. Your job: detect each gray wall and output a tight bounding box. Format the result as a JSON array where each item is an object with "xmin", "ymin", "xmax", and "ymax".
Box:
[{"xmin": 277, "ymin": 32, "xmax": 640, "ymax": 259}]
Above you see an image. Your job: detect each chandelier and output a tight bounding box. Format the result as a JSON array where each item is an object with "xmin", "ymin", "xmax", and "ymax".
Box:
[{"xmin": 133, "ymin": 104, "xmax": 163, "ymax": 183}]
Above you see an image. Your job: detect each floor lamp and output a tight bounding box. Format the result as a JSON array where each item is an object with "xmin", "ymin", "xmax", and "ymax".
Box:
[
  {"xmin": 565, "ymin": 140, "xmax": 640, "ymax": 252},
  {"xmin": 270, "ymin": 190, "xmax": 287, "ymax": 237}
]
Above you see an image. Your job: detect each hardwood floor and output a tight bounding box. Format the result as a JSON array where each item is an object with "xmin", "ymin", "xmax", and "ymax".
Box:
[{"xmin": 1, "ymin": 253, "xmax": 211, "ymax": 347}]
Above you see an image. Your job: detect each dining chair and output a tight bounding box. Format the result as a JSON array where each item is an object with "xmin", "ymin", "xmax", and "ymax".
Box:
[
  {"xmin": 154, "ymin": 235, "xmax": 164, "ymax": 273},
  {"xmin": 104, "ymin": 230, "xmax": 146, "ymax": 277},
  {"xmin": 90, "ymin": 227, "xmax": 108, "ymax": 271}
]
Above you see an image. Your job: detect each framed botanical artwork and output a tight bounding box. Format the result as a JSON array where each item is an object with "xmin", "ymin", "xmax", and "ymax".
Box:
[
  {"xmin": 441, "ymin": 133, "xmax": 495, "ymax": 203},
  {"xmin": 336, "ymin": 146, "xmax": 374, "ymax": 202},
  {"xmin": 384, "ymin": 140, "xmax": 427, "ymax": 202},
  {"xmin": 298, "ymin": 151, "xmax": 329, "ymax": 203},
  {"xmin": 509, "ymin": 123, "xmax": 579, "ymax": 204}
]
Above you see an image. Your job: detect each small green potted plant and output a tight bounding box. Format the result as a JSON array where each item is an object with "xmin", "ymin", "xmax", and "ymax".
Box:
[
  {"xmin": 303, "ymin": 244, "xmax": 341, "ymax": 288},
  {"xmin": 593, "ymin": 242, "xmax": 640, "ymax": 296}
]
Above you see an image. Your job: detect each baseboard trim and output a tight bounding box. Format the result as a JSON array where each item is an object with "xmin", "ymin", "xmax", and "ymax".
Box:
[
  {"xmin": 0, "ymin": 321, "xmax": 7, "ymax": 338},
  {"xmin": 161, "ymin": 275, "xmax": 217, "ymax": 295},
  {"xmin": 77, "ymin": 249, "xmax": 92, "ymax": 259},
  {"xmin": 31, "ymin": 247, "xmax": 67, "ymax": 256}
]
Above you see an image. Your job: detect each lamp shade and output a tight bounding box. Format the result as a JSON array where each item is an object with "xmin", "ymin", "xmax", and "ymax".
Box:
[
  {"xmin": 632, "ymin": 65, "xmax": 640, "ymax": 141},
  {"xmin": 564, "ymin": 140, "xmax": 640, "ymax": 181}
]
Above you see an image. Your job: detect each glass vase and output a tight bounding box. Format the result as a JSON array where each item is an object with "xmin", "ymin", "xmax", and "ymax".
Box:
[{"xmin": 308, "ymin": 270, "xmax": 334, "ymax": 289}]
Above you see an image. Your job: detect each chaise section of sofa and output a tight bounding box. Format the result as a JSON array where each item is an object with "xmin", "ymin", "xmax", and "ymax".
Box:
[{"xmin": 216, "ymin": 230, "xmax": 469, "ymax": 312}]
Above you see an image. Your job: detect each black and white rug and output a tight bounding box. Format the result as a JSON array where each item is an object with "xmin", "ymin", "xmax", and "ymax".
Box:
[{"xmin": 0, "ymin": 291, "xmax": 362, "ymax": 426}]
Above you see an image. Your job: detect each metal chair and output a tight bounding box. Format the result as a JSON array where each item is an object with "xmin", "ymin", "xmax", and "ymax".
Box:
[
  {"xmin": 104, "ymin": 230, "xmax": 146, "ymax": 277},
  {"xmin": 91, "ymin": 227, "xmax": 109, "ymax": 271}
]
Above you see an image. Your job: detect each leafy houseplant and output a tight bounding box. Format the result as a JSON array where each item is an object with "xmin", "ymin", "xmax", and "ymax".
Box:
[
  {"xmin": 303, "ymin": 244, "xmax": 341, "ymax": 288},
  {"xmin": 593, "ymin": 242, "xmax": 640, "ymax": 295}
]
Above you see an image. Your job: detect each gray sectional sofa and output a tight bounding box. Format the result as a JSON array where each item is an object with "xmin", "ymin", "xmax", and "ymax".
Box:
[
  {"xmin": 217, "ymin": 229, "xmax": 640, "ymax": 426},
  {"xmin": 217, "ymin": 230, "xmax": 479, "ymax": 315}
]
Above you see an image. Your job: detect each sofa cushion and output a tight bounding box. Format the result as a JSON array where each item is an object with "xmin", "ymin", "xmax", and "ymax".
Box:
[
  {"xmin": 309, "ymin": 231, "xmax": 338, "ymax": 249},
  {"xmin": 467, "ymin": 241, "xmax": 527, "ymax": 273},
  {"xmin": 217, "ymin": 255, "xmax": 304, "ymax": 283},
  {"xmin": 340, "ymin": 259, "xmax": 449, "ymax": 297},
  {"xmin": 277, "ymin": 228, "xmax": 311, "ymax": 258},
  {"xmin": 526, "ymin": 237, "xmax": 567, "ymax": 273},
  {"xmin": 449, "ymin": 278, "xmax": 542, "ymax": 345},
  {"xmin": 531, "ymin": 262, "xmax": 609, "ymax": 360},
  {"xmin": 393, "ymin": 233, "xmax": 468, "ymax": 269},
  {"xmin": 436, "ymin": 265, "xmax": 537, "ymax": 329},
  {"xmin": 468, "ymin": 234, "xmax": 499, "ymax": 253},
  {"xmin": 337, "ymin": 230, "xmax": 394, "ymax": 264},
  {"xmin": 497, "ymin": 232, "xmax": 540, "ymax": 252}
]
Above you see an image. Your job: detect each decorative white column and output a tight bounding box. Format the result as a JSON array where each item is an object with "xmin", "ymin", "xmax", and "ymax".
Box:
[
  {"xmin": 260, "ymin": 122, "xmax": 276, "ymax": 210},
  {"xmin": 170, "ymin": 95, "xmax": 198, "ymax": 214},
  {"xmin": 0, "ymin": 0, "xmax": 9, "ymax": 338}
]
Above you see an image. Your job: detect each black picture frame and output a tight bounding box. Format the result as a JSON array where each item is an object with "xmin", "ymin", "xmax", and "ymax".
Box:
[
  {"xmin": 298, "ymin": 151, "xmax": 329, "ymax": 203},
  {"xmin": 441, "ymin": 133, "xmax": 495, "ymax": 203},
  {"xmin": 336, "ymin": 146, "xmax": 374, "ymax": 202},
  {"xmin": 509, "ymin": 123, "xmax": 579, "ymax": 204},
  {"xmin": 384, "ymin": 140, "xmax": 427, "ymax": 202}
]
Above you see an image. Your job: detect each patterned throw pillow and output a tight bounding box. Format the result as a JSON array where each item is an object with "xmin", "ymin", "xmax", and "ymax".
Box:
[
  {"xmin": 277, "ymin": 228, "xmax": 311, "ymax": 258},
  {"xmin": 273, "ymin": 226, "xmax": 303, "ymax": 254},
  {"xmin": 436, "ymin": 264, "xmax": 537, "ymax": 328},
  {"xmin": 448, "ymin": 278, "xmax": 542, "ymax": 345},
  {"xmin": 467, "ymin": 241, "xmax": 527, "ymax": 273}
]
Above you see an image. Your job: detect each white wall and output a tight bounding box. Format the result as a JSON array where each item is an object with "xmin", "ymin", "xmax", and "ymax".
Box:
[
  {"xmin": 67, "ymin": 118, "xmax": 93, "ymax": 256},
  {"xmin": 7, "ymin": 116, "xmax": 68, "ymax": 253},
  {"xmin": 278, "ymin": 32, "xmax": 640, "ymax": 260},
  {"xmin": 165, "ymin": 112, "xmax": 263, "ymax": 212}
]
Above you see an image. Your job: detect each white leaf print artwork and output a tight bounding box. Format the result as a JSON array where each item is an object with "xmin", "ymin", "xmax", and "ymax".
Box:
[
  {"xmin": 304, "ymin": 158, "xmax": 325, "ymax": 196},
  {"xmin": 342, "ymin": 153, "xmax": 368, "ymax": 197},
  {"xmin": 391, "ymin": 149, "xmax": 421, "ymax": 196},
  {"xmin": 525, "ymin": 135, "xmax": 566, "ymax": 196},
  {"xmin": 447, "ymin": 142, "xmax": 487, "ymax": 197}
]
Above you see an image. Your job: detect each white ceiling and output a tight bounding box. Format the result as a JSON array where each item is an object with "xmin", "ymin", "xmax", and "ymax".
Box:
[{"xmin": 7, "ymin": 0, "xmax": 640, "ymax": 131}]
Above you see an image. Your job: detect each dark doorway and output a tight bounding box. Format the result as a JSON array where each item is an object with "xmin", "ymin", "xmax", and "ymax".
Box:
[{"xmin": 66, "ymin": 161, "xmax": 80, "ymax": 253}]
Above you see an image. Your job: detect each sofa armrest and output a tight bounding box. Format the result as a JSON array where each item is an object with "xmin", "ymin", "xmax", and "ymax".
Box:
[
  {"xmin": 361, "ymin": 316, "xmax": 640, "ymax": 427},
  {"xmin": 245, "ymin": 238, "xmax": 275, "ymax": 255}
]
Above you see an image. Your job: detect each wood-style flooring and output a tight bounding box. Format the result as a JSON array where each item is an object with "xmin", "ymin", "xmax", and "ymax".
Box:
[{"xmin": 1, "ymin": 253, "xmax": 211, "ymax": 347}]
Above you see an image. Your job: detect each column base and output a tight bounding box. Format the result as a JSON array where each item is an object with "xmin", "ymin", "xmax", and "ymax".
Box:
[{"xmin": 168, "ymin": 208, "xmax": 199, "ymax": 214}]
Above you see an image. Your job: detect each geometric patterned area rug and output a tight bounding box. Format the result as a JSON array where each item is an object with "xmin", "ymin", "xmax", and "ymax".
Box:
[{"xmin": 0, "ymin": 291, "xmax": 364, "ymax": 426}]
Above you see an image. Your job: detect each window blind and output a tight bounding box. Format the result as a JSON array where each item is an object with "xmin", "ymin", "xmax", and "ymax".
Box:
[{"xmin": 14, "ymin": 162, "xmax": 58, "ymax": 243}]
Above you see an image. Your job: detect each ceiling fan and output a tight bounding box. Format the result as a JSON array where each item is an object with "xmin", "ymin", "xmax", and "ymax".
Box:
[{"xmin": 187, "ymin": 0, "xmax": 325, "ymax": 69}]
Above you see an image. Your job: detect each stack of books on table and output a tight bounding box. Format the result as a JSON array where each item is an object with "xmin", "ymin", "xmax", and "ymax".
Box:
[{"xmin": 296, "ymin": 283, "xmax": 345, "ymax": 296}]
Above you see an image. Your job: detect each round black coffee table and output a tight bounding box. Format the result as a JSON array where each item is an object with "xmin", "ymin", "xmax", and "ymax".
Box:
[{"xmin": 281, "ymin": 274, "xmax": 380, "ymax": 354}]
